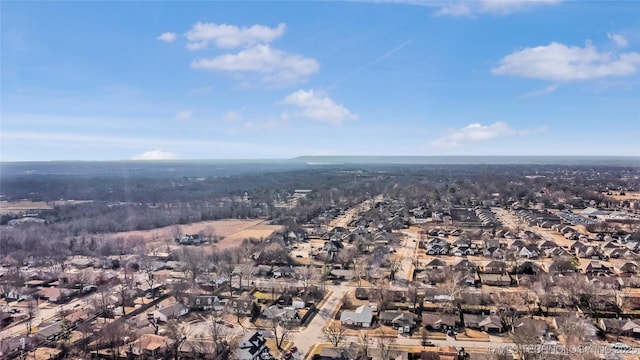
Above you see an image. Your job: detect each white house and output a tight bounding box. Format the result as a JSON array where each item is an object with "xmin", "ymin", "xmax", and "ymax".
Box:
[
  {"xmin": 340, "ymin": 305, "xmax": 373, "ymax": 328},
  {"xmin": 153, "ymin": 302, "xmax": 189, "ymax": 322}
]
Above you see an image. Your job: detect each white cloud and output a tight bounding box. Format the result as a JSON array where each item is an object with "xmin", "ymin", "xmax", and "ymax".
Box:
[
  {"xmin": 521, "ymin": 84, "xmax": 559, "ymax": 97},
  {"xmin": 191, "ymin": 44, "xmax": 319, "ymax": 86},
  {"xmin": 492, "ymin": 41, "xmax": 640, "ymax": 81},
  {"xmin": 186, "ymin": 41, "xmax": 208, "ymax": 50},
  {"xmin": 223, "ymin": 110, "xmax": 243, "ymax": 122},
  {"xmin": 608, "ymin": 33, "xmax": 628, "ymax": 48},
  {"xmin": 175, "ymin": 110, "xmax": 193, "ymax": 121},
  {"xmin": 281, "ymin": 89, "xmax": 358, "ymax": 125},
  {"xmin": 185, "ymin": 22, "xmax": 286, "ymax": 49},
  {"xmin": 475, "ymin": 0, "xmax": 561, "ymax": 15},
  {"xmin": 350, "ymin": 0, "xmax": 561, "ymax": 16},
  {"xmin": 157, "ymin": 32, "xmax": 177, "ymax": 43},
  {"xmin": 430, "ymin": 121, "xmax": 544, "ymax": 148},
  {"xmin": 131, "ymin": 150, "xmax": 178, "ymax": 160}
]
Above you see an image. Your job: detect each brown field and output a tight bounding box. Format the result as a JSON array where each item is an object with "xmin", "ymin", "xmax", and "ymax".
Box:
[
  {"xmin": 0, "ymin": 200, "xmax": 92, "ymax": 214},
  {"xmin": 107, "ymin": 219, "xmax": 283, "ymax": 250},
  {"xmin": 606, "ymin": 191, "xmax": 640, "ymax": 201}
]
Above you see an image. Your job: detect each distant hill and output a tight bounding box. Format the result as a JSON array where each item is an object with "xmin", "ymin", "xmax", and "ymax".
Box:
[{"xmin": 291, "ymin": 155, "xmax": 640, "ymax": 166}]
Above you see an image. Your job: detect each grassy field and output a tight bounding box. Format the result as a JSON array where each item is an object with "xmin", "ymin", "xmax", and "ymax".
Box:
[
  {"xmin": 606, "ymin": 191, "xmax": 640, "ymax": 201},
  {"xmin": 0, "ymin": 200, "xmax": 92, "ymax": 214},
  {"xmin": 107, "ymin": 219, "xmax": 283, "ymax": 250}
]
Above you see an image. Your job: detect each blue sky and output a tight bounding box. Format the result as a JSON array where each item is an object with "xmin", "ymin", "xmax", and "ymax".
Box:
[{"xmin": 1, "ymin": 1, "xmax": 639, "ymax": 161}]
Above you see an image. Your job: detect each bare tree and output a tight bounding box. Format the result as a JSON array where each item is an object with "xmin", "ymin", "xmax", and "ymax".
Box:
[
  {"xmin": 204, "ymin": 225, "xmax": 216, "ymax": 245},
  {"xmin": 555, "ymin": 312, "xmax": 593, "ymax": 345},
  {"xmin": 172, "ymin": 225, "xmax": 183, "ymax": 242},
  {"xmin": 118, "ymin": 268, "xmax": 136, "ymax": 316},
  {"xmin": 25, "ymin": 296, "xmax": 38, "ymax": 335},
  {"xmin": 297, "ymin": 265, "xmax": 320, "ymax": 293},
  {"xmin": 337, "ymin": 248, "xmax": 358, "ymax": 269},
  {"xmin": 370, "ymin": 279, "xmax": 391, "ymax": 312},
  {"xmin": 141, "ymin": 260, "xmax": 158, "ymax": 301},
  {"xmin": 376, "ymin": 329, "xmax": 396, "ymax": 360},
  {"xmin": 512, "ymin": 320, "xmax": 542, "ymax": 360},
  {"xmin": 357, "ymin": 331, "xmax": 372, "ymax": 359},
  {"xmin": 235, "ymin": 262, "xmax": 256, "ymax": 291},
  {"xmin": 271, "ymin": 318, "xmax": 291, "ymax": 350},
  {"xmin": 518, "ymin": 290, "xmax": 538, "ymax": 317},
  {"xmin": 323, "ymin": 322, "xmax": 346, "ymax": 348},
  {"xmin": 385, "ymin": 254, "xmax": 403, "ymax": 281},
  {"xmin": 533, "ymin": 273, "xmax": 555, "ymax": 315},
  {"xmin": 493, "ymin": 292, "xmax": 524, "ymax": 332},
  {"xmin": 99, "ymin": 321, "xmax": 131, "ymax": 360},
  {"xmin": 610, "ymin": 288, "xmax": 630, "ymax": 318},
  {"xmin": 438, "ymin": 271, "xmax": 463, "ymax": 314},
  {"xmin": 76, "ymin": 321, "xmax": 94, "ymax": 351},
  {"xmin": 353, "ymin": 256, "xmax": 369, "ymax": 287},
  {"xmin": 165, "ymin": 320, "xmax": 188, "ymax": 360},
  {"xmin": 182, "ymin": 247, "xmax": 206, "ymax": 285}
]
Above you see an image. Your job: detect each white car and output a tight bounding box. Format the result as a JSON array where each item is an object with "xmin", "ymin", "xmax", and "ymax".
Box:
[{"xmin": 611, "ymin": 343, "xmax": 630, "ymax": 350}]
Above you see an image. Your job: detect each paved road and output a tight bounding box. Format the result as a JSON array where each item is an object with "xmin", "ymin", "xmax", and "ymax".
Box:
[
  {"xmin": 291, "ymin": 286, "xmax": 348, "ymax": 356},
  {"xmin": 0, "ymin": 296, "xmax": 90, "ymax": 338},
  {"xmin": 397, "ymin": 230, "xmax": 420, "ymax": 284}
]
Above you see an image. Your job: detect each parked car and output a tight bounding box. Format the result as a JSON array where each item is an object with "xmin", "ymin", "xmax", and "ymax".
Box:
[{"xmin": 422, "ymin": 340, "xmax": 435, "ymax": 347}]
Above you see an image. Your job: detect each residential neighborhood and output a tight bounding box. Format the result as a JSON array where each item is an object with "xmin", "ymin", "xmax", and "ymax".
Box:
[{"xmin": 1, "ymin": 162, "xmax": 640, "ymax": 360}]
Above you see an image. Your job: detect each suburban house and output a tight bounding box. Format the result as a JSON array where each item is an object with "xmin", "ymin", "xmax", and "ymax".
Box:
[
  {"xmin": 518, "ymin": 245, "xmax": 540, "ymax": 259},
  {"xmin": 153, "ymin": 302, "xmax": 189, "ymax": 322},
  {"xmin": 480, "ymin": 274, "xmax": 513, "ymax": 286},
  {"xmin": 483, "ymin": 260, "xmax": 507, "ymax": 274},
  {"xmin": 425, "ymin": 259, "xmax": 446, "ymax": 270},
  {"xmin": 455, "ymin": 259, "xmax": 478, "ymax": 273},
  {"xmin": 599, "ymin": 318, "xmax": 640, "ymax": 338},
  {"xmin": 340, "ymin": 305, "xmax": 373, "ymax": 328},
  {"xmin": 236, "ymin": 331, "xmax": 267, "ymax": 360},
  {"xmin": 128, "ymin": 334, "xmax": 174, "ymax": 358},
  {"xmin": 189, "ymin": 295, "xmax": 226, "ymax": 312},
  {"xmin": 262, "ymin": 305, "xmax": 300, "ymax": 324},
  {"xmin": 37, "ymin": 287, "xmax": 73, "ymax": 303},
  {"xmin": 463, "ymin": 314, "xmax": 503, "ymax": 333},
  {"xmin": 422, "ymin": 312, "xmax": 456, "ymax": 331},
  {"xmin": 273, "ymin": 266, "xmax": 296, "ymax": 278},
  {"xmin": 227, "ymin": 299, "xmax": 254, "ymax": 315},
  {"xmin": 619, "ymin": 262, "xmax": 639, "ymax": 276},
  {"xmin": 378, "ymin": 310, "xmax": 416, "ymax": 330}
]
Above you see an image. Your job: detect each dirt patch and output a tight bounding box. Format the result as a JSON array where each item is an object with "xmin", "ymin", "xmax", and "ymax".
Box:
[
  {"xmin": 457, "ymin": 329, "xmax": 490, "ymax": 341},
  {"xmin": 606, "ymin": 192, "xmax": 640, "ymax": 201},
  {"xmin": 0, "ymin": 200, "xmax": 92, "ymax": 214},
  {"xmin": 106, "ymin": 219, "xmax": 282, "ymax": 250}
]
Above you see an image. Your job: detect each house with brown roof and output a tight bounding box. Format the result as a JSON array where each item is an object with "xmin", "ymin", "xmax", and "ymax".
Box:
[
  {"xmin": 37, "ymin": 287, "xmax": 74, "ymax": 303},
  {"xmin": 600, "ymin": 318, "xmax": 640, "ymax": 338},
  {"xmin": 480, "ymin": 274, "xmax": 513, "ymax": 286},
  {"xmin": 619, "ymin": 262, "xmax": 639, "ymax": 276},
  {"xmin": 482, "ymin": 260, "xmax": 506, "ymax": 274},
  {"xmin": 463, "ymin": 314, "xmax": 503, "ymax": 333},
  {"xmin": 422, "ymin": 312, "xmax": 456, "ymax": 331},
  {"xmin": 128, "ymin": 334, "xmax": 175, "ymax": 358}
]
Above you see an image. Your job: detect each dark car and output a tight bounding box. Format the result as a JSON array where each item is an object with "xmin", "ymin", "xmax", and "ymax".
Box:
[{"xmin": 290, "ymin": 346, "xmax": 298, "ymax": 353}]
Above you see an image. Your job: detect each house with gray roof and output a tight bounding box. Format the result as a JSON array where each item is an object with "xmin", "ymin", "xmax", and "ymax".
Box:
[{"xmin": 340, "ymin": 305, "xmax": 373, "ymax": 328}]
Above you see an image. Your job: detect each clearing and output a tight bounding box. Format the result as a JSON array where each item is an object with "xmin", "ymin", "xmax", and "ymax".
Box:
[
  {"xmin": 0, "ymin": 200, "xmax": 92, "ymax": 215},
  {"xmin": 107, "ymin": 219, "xmax": 283, "ymax": 250}
]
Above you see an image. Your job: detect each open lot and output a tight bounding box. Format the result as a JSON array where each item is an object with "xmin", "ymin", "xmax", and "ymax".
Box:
[
  {"xmin": 107, "ymin": 219, "xmax": 283, "ymax": 250},
  {"xmin": 0, "ymin": 200, "xmax": 92, "ymax": 215},
  {"xmin": 606, "ymin": 191, "xmax": 640, "ymax": 201}
]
